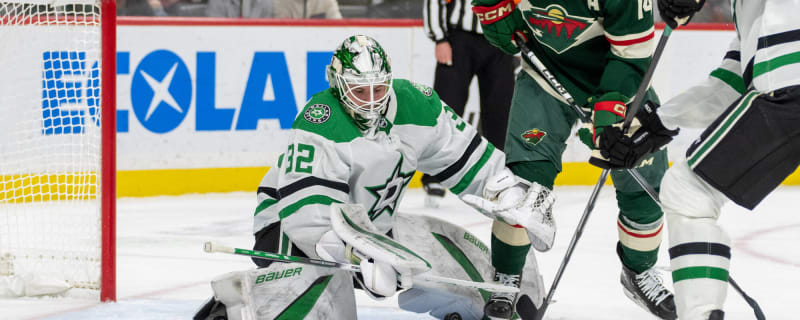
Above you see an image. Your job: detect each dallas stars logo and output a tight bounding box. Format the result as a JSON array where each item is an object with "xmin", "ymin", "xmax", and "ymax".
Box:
[
  {"xmin": 304, "ymin": 104, "xmax": 331, "ymax": 124},
  {"xmin": 523, "ymin": 4, "xmax": 598, "ymax": 53},
  {"xmin": 365, "ymin": 155, "xmax": 414, "ymax": 220}
]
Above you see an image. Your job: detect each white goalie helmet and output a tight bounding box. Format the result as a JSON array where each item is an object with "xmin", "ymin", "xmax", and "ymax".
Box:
[{"xmin": 327, "ymin": 35, "xmax": 393, "ymax": 129}]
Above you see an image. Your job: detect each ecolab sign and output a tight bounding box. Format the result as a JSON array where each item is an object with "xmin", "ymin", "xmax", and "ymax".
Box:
[{"xmin": 117, "ymin": 49, "xmax": 332, "ymax": 133}]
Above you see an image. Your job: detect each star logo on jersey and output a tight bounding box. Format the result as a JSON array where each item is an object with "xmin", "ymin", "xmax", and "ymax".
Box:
[
  {"xmin": 365, "ymin": 155, "xmax": 414, "ymax": 221},
  {"xmin": 522, "ymin": 128, "xmax": 547, "ymax": 146},
  {"xmin": 304, "ymin": 104, "xmax": 331, "ymax": 124},
  {"xmin": 523, "ymin": 4, "xmax": 598, "ymax": 53}
]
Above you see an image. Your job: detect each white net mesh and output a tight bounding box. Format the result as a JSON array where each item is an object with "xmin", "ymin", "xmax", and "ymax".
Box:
[{"xmin": 0, "ymin": 1, "xmax": 103, "ymax": 291}]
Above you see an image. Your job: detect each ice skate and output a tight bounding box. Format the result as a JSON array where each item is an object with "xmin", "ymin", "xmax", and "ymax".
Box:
[
  {"xmin": 621, "ymin": 265, "xmax": 677, "ymax": 320},
  {"xmin": 484, "ymin": 271, "xmax": 521, "ymax": 320}
]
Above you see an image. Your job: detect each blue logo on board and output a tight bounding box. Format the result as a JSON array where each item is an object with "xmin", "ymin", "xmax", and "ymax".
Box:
[{"xmin": 130, "ymin": 49, "xmax": 192, "ymax": 133}]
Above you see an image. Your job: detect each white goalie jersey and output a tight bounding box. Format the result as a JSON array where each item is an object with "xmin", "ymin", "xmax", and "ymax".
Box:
[
  {"xmin": 253, "ymin": 79, "xmax": 506, "ymax": 257},
  {"xmin": 660, "ymin": 0, "xmax": 800, "ymax": 129}
]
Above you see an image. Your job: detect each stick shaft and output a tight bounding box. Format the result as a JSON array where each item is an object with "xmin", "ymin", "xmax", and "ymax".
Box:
[{"xmin": 204, "ymin": 242, "xmax": 518, "ymax": 293}]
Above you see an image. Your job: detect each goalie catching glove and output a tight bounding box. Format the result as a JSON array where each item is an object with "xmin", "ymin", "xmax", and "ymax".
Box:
[
  {"xmin": 579, "ymin": 93, "xmax": 679, "ymax": 169},
  {"xmin": 462, "ymin": 168, "xmax": 557, "ymax": 251},
  {"xmin": 471, "ymin": 0, "xmax": 529, "ymax": 55}
]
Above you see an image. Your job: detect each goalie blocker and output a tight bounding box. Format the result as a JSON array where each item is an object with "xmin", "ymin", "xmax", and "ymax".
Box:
[{"xmin": 196, "ymin": 204, "xmax": 545, "ymax": 320}]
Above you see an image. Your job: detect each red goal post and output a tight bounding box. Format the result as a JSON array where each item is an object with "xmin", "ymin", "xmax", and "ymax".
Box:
[{"xmin": 0, "ymin": 0, "xmax": 116, "ymax": 301}]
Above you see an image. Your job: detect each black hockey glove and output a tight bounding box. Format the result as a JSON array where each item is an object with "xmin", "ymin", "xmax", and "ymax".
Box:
[
  {"xmin": 658, "ymin": 0, "xmax": 706, "ymax": 29},
  {"xmin": 594, "ymin": 101, "xmax": 679, "ymax": 169}
]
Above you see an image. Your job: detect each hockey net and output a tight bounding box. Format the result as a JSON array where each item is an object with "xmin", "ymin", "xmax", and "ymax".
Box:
[{"xmin": 0, "ymin": 0, "xmax": 115, "ymax": 301}]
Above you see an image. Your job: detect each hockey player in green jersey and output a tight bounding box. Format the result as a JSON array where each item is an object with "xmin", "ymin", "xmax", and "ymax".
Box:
[
  {"xmin": 469, "ymin": 0, "xmax": 679, "ymax": 319},
  {"xmin": 196, "ymin": 35, "xmax": 555, "ymax": 320}
]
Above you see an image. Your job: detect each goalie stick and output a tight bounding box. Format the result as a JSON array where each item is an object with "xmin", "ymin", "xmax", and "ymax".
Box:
[
  {"xmin": 517, "ymin": 28, "xmax": 764, "ymax": 320},
  {"xmin": 203, "ymin": 242, "xmax": 520, "ymax": 294}
]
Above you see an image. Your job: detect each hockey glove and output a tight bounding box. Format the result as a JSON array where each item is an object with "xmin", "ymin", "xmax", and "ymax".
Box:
[
  {"xmin": 462, "ymin": 168, "xmax": 557, "ymax": 250},
  {"xmin": 658, "ymin": 0, "xmax": 706, "ymax": 29},
  {"xmin": 576, "ymin": 92, "xmax": 629, "ymax": 168},
  {"xmin": 595, "ymin": 101, "xmax": 679, "ymax": 169},
  {"xmin": 316, "ymin": 230, "xmax": 400, "ymax": 298},
  {"xmin": 472, "ymin": 0, "xmax": 529, "ymax": 55}
]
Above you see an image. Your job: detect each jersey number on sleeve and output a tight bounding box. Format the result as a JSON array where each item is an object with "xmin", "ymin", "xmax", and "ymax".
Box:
[
  {"xmin": 637, "ymin": 0, "xmax": 652, "ymax": 20},
  {"xmin": 444, "ymin": 105, "xmax": 466, "ymax": 132},
  {"xmin": 284, "ymin": 143, "xmax": 316, "ymax": 174}
]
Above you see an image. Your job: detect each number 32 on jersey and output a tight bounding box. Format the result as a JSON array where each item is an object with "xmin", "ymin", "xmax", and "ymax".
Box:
[{"xmin": 279, "ymin": 143, "xmax": 316, "ymax": 174}]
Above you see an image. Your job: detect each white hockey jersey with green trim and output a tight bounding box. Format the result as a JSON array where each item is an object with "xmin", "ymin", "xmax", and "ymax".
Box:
[
  {"xmin": 254, "ymin": 79, "xmax": 506, "ymax": 257},
  {"xmin": 660, "ymin": 0, "xmax": 800, "ymax": 129}
]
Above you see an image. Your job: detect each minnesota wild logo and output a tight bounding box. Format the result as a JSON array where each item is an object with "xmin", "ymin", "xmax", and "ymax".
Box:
[
  {"xmin": 304, "ymin": 104, "xmax": 331, "ymax": 124},
  {"xmin": 523, "ymin": 4, "xmax": 598, "ymax": 53},
  {"xmin": 522, "ymin": 128, "xmax": 547, "ymax": 146}
]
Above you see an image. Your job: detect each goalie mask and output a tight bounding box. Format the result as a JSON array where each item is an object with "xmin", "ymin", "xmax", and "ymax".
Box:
[{"xmin": 327, "ymin": 35, "xmax": 393, "ymax": 130}]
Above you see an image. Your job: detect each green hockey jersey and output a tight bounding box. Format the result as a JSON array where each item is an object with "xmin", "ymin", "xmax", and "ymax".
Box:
[{"xmin": 518, "ymin": 0, "xmax": 657, "ymax": 105}]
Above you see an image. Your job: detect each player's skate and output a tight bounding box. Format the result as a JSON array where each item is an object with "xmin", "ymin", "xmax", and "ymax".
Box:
[
  {"xmin": 621, "ymin": 265, "xmax": 677, "ymax": 320},
  {"xmin": 484, "ymin": 271, "xmax": 521, "ymax": 320},
  {"xmin": 423, "ymin": 182, "xmax": 446, "ymax": 208}
]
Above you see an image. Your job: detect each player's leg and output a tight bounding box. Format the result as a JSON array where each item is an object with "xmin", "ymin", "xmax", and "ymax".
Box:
[
  {"xmin": 610, "ymin": 147, "xmax": 676, "ymax": 320},
  {"xmin": 475, "ymin": 32, "xmax": 514, "ymax": 151},
  {"xmin": 424, "ymin": 30, "xmax": 478, "ymax": 207},
  {"xmin": 486, "ymin": 71, "xmax": 574, "ymax": 319},
  {"xmin": 664, "ymin": 87, "xmax": 800, "ymax": 320}
]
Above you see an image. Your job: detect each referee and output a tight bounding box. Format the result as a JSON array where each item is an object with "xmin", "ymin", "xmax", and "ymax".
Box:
[{"xmin": 422, "ymin": 0, "xmax": 515, "ymax": 207}]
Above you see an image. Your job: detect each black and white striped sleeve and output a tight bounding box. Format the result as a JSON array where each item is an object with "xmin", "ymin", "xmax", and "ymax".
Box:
[{"xmin": 424, "ymin": 0, "xmax": 448, "ymax": 42}]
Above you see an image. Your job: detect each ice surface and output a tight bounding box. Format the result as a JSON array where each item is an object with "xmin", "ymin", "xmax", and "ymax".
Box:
[{"xmin": 3, "ymin": 186, "xmax": 799, "ymax": 319}]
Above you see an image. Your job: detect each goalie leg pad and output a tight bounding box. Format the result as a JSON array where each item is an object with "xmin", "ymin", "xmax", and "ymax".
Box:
[
  {"xmin": 393, "ymin": 214, "xmax": 545, "ymax": 319},
  {"xmin": 209, "ymin": 263, "xmax": 356, "ymax": 320}
]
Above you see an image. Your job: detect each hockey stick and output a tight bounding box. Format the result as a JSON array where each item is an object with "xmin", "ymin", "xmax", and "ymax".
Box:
[
  {"xmin": 203, "ymin": 241, "xmax": 520, "ymax": 294},
  {"xmin": 729, "ymin": 276, "xmax": 766, "ymax": 320},
  {"xmin": 522, "ymin": 27, "xmax": 765, "ymax": 319},
  {"xmin": 514, "ymin": 33, "xmax": 660, "ymax": 203},
  {"xmin": 529, "ymin": 27, "xmax": 674, "ymax": 320}
]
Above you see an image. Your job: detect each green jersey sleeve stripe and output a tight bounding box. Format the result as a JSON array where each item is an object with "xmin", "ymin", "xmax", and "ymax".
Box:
[
  {"xmin": 434, "ymin": 132, "xmax": 482, "ymax": 182},
  {"xmin": 279, "ymin": 195, "xmax": 342, "ymax": 220},
  {"xmin": 752, "ymin": 51, "xmax": 800, "ymax": 79},
  {"xmin": 710, "ymin": 68, "xmax": 746, "ymax": 94},
  {"xmin": 450, "ymin": 143, "xmax": 496, "ymax": 195},
  {"xmin": 672, "ymin": 266, "xmax": 729, "ymax": 283},
  {"xmin": 254, "ymin": 198, "xmax": 279, "ymax": 216}
]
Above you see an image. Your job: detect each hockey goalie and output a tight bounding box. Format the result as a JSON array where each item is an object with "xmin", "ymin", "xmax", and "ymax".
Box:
[{"xmin": 194, "ymin": 35, "xmax": 552, "ymax": 319}]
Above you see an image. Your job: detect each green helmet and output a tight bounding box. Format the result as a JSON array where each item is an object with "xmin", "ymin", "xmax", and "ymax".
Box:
[{"xmin": 327, "ymin": 35, "xmax": 393, "ymax": 129}]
